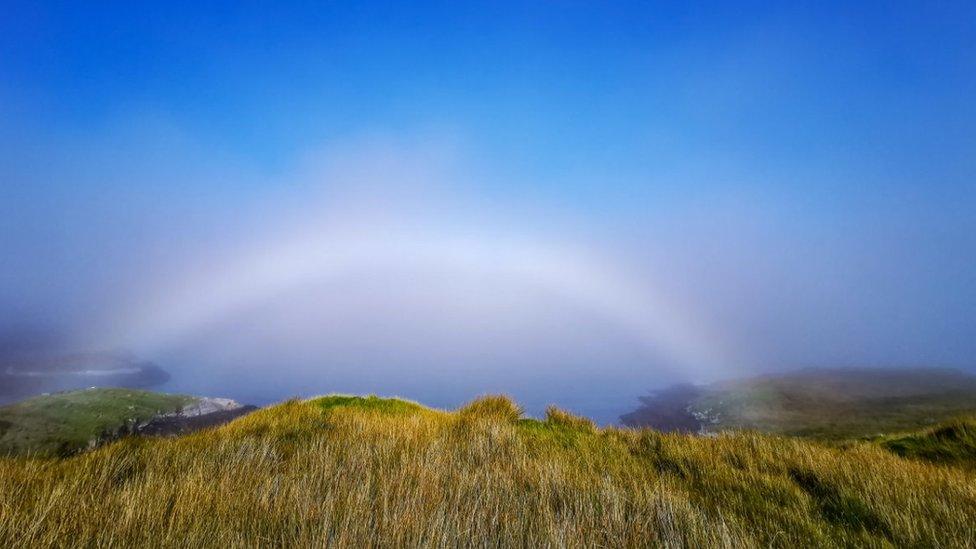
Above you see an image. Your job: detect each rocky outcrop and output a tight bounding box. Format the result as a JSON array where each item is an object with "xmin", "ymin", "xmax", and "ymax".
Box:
[
  {"xmin": 170, "ymin": 397, "xmax": 245, "ymax": 418},
  {"xmin": 136, "ymin": 398, "xmax": 257, "ymax": 437},
  {"xmin": 85, "ymin": 397, "xmax": 257, "ymax": 451}
]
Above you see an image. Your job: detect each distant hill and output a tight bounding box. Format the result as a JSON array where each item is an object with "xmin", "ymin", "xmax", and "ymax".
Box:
[
  {"xmin": 0, "ymin": 351, "xmax": 170, "ymax": 405},
  {"xmin": 621, "ymin": 367, "xmax": 976, "ymax": 440},
  {"xmin": 0, "ymin": 388, "xmax": 254, "ymax": 456},
  {"xmin": 1, "ymin": 393, "xmax": 974, "ymax": 546}
]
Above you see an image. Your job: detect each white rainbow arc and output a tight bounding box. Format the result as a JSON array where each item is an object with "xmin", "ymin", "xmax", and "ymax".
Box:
[{"xmin": 117, "ymin": 229, "xmax": 733, "ymax": 380}]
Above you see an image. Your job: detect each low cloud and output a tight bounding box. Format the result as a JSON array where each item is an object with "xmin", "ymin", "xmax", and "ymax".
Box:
[{"xmin": 2, "ymin": 111, "xmax": 974, "ymax": 419}]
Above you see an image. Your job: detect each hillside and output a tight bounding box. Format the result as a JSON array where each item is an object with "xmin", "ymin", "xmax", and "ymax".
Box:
[
  {"xmin": 2, "ymin": 394, "xmax": 975, "ymax": 547},
  {"xmin": 0, "ymin": 388, "xmax": 250, "ymax": 456},
  {"xmin": 878, "ymin": 417, "xmax": 976, "ymax": 470},
  {"xmin": 621, "ymin": 367, "xmax": 976, "ymax": 440}
]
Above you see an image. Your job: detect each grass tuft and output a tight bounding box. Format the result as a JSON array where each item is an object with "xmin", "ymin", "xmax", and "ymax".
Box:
[
  {"xmin": 456, "ymin": 394, "xmax": 522, "ymax": 422},
  {"xmin": 544, "ymin": 405, "xmax": 596, "ymax": 432}
]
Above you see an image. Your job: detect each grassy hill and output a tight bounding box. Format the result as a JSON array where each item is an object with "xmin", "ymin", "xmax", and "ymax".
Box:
[
  {"xmin": 622, "ymin": 367, "xmax": 976, "ymax": 440},
  {"xmin": 878, "ymin": 417, "xmax": 976, "ymax": 470},
  {"xmin": 2, "ymin": 394, "xmax": 975, "ymax": 547},
  {"xmin": 0, "ymin": 388, "xmax": 193, "ymax": 456}
]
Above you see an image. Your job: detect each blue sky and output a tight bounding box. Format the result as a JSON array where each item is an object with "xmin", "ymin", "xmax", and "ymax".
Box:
[
  {"xmin": 1, "ymin": 2, "xmax": 975, "ymax": 412},
  {"xmin": 6, "ymin": 2, "xmax": 974, "ymax": 180}
]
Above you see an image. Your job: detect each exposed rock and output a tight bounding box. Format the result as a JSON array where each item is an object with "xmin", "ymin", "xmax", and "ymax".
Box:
[
  {"xmin": 171, "ymin": 397, "xmax": 246, "ymax": 418},
  {"xmin": 137, "ymin": 402, "xmax": 258, "ymax": 437}
]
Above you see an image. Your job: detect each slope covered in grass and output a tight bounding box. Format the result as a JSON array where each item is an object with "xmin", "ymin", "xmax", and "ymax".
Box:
[
  {"xmin": 0, "ymin": 388, "xmax": 194, "ymax": 456},
  {"xmin": 879, "ymin": 417, "xmax": 976, "ymax": 469},
  {"xmin": 1, "ymin": 394, "xmax": 975, "ymax": 547},
  {"xmin": 623, "ymin": 367, "xmax": 976, "ymax": 440}
]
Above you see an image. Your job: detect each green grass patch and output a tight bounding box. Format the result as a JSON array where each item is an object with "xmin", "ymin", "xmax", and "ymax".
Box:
[
  {"xmin": 516, "ymin": 408, "xmax": 603, "ymax": 451},
  {"xmin": 311, "ymin": 394, "xmax": 427, "ymax": 415},
  {"xmin": 0, "ymin": 388, "xmax": 194, "ymax": 457},
  {"xmin": 516, "ymin": 418, "xmax": 582, "ymax": 447}
]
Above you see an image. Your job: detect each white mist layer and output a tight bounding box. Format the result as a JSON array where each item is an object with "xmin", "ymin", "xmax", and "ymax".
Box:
[
  {"xmin": 5, "ymin": 122, "xmax": 974, "ymax": 420},
  {"xmin": 114, "ymin": 228, "xmax": 735, "ymax": 381}
]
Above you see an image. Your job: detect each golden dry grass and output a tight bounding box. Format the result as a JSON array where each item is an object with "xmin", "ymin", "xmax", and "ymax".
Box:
[{"xmin": 1, "ymin": 394, "xmax": 975, "ymax": 547}]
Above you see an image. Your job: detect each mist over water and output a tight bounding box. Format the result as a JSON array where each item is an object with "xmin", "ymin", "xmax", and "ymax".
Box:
[
  {"xmin": 3, "ymin": 4, "xmax": 975, "ymax": 423},
  {"xmin": 3, "ymin": 128, "xmax": 974, "ymax": 423}
]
